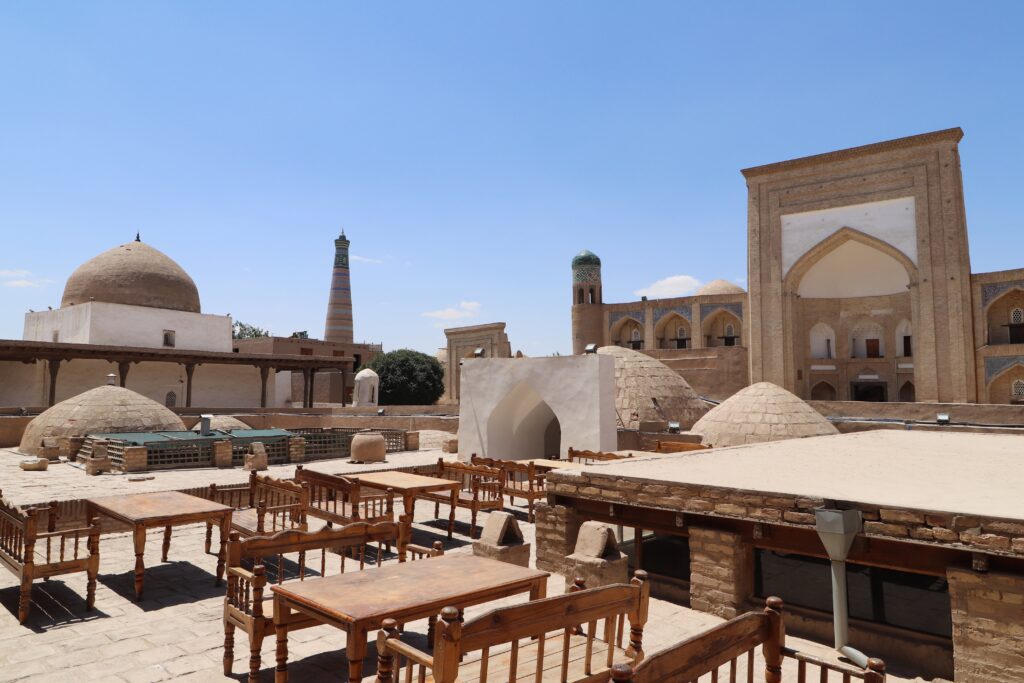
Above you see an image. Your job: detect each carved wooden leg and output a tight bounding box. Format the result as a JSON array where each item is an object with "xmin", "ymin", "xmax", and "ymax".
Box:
[
  {"xmin": 132, "ymin": 525, "xmax": 146, "ymax": 601},
  {"xmin": 249, "ymin": 631, "xmax": 265, "ymax": 683},
  {"xmin": 86, "ymin": 562, "xmax": 97, "ymax": 611},
  {"xmin": 298, "ymin": 550, "xmax": 306, "ymax": 580},
  {"xmin": 161, "ymin": 525, "xmax": 172, "ymax": 562},
  {"xmin": 216, "ymin": 514, "xmax": 230, "ymax": 586},
  {"xmin": 447, "ymin": 491, "xmax": 457, "ymax": 539},
  {"xmin": 223, "ymin": 621, "xmax": 236, "ymax": 675},
  {"xmin": 434, "ymin": 501, "xmax": 439, "ymax": 518},
  {"xmin": 529, "ymin": 498, "xmax": 535, "ymax": 523},
  {"xmin": 205, "ymin": 521, "xmax": 213, "ymax": 554},
  {"xmin": 427, "ymin": 615, "xmax": 437, "ymax": 646},
  {"xmin": 17, "ymin": 576, "xmax": 32, "ymax": 624},
  {"xmin": 274, "ymin": 599, "xmax": 289, "ymax": 683},
  {"xmin": 347, "ymin": 627, "xmax": 367, "ymax": 682},
  {"xmin": 471, "ymin": 508, "xmax": 478, "ymax": 539}
]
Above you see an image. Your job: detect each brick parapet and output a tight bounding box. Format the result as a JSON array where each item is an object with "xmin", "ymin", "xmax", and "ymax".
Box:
[
  {"xmin": 545, "ymin": 471, "xmax": 1024, "ymax": 559},
  {"xmin": 534, "ymin": 502, "xmax": 583, "ymax": 575},
  {"xmin": 688, "ymin": 526, "xmax": 753, "ymax": 619},
  {"xmin": 948, "ymin": 568, "xmax": 1024, "ymax": 682},
  {"xmin": 288, "ymin": 436, "xmax": 305, "ymax": 463}
]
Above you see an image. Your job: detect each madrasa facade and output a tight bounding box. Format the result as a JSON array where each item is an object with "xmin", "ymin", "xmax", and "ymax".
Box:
[{"xmin": 572, "ymin": 128, "xmax": 1024, "ymax": 405}]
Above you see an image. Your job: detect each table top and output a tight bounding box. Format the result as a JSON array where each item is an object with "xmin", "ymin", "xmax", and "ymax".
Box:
[
  {"xmin": 348, "ymin": 470, "xmax": 460, "ymax": 494},
  {"xmin": 522, "ymin": 459, "xmax": 584, "ymax": 470},
  {"xmin": 271, "ymin": 554, "xmax": 548, "ymax": 623},
  {"xmin": 86, "ymin": 490, "xmax": 232, "ymax": 524}
]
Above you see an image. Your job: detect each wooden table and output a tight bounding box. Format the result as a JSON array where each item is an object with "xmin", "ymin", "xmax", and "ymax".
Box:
[
  {"xmin": 346, "ymin": 470, "xmax": 460, "ymax": 545},
  {"xmin": 521, "ymin": 458, "xmax": 584, "ymax": 472},
  {"xmin": 271, "ymin": 554, "xmax": 549, "ymax": 682},
  {"xmin": 85, "ymin": 491, "xmax": 233, "ymax": 601}
]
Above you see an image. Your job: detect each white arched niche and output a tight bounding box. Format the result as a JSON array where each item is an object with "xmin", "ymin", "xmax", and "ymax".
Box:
[
  {"xmin": 809, "ymin": 322, "xmax": 837, "ymax": 359},
  {"xmin": 485, "ymin": 382, "xmax": 563, "ymax": 460},
  {"xmin": 798, "ymin": 241, "xmax": 910, "ymax": 298}
]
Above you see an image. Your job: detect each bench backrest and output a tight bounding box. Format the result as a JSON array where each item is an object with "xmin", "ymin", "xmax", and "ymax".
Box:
[
  {"xmin": 0, "ymin": 496, "xmax": 34, "ymax": 568},
  {"xmin": 470, "ymin": 455, "xmax": 542, "ymax": 485},
  {"xmin": 294, "ymin": 465, "xmax": 395, "ymax": 523},
  {"xmin": 567, "ymin": 448, "xmax": 633, "ymax": 464},
  {"xmin": 434, "ymin": 459, "xmax": 503, "ymax": 499},
  {"xmin": 0, "ymin": 495, "xmax": 98, "ymax": 574},
  {"xmin": 653, "ymin": 440, "xmax": 708, "ymax": 453}
]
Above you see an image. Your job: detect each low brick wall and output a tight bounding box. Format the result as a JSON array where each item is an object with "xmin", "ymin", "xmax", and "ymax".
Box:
[
  {"xmin": 948, "ymin": 568, "xmax": 1024, "ymax": 682},
  {"xmin": 688, "ymin": 526, "xmax": 752, "ymax": 619}
]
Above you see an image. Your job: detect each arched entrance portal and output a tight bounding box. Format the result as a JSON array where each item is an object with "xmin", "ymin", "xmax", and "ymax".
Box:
[{"xmin": 485, "ymin": 382, "xmax": 564, "ymax": 460}]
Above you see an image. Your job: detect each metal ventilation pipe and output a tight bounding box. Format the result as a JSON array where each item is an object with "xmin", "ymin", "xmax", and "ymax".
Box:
[
  {"xmin": 199, "ymin": 414, "xmax": 212, "ymax": 436},
  {"xmin": 814, "ymin": 507, "xmax": 869, "ymax": 668},
  {"xmin": 105, "ymin": 373, "xmax": 117, "ymax": 386}
]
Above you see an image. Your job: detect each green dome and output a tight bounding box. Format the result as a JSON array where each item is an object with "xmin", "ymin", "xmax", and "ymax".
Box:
[{"xmin": 572, "ymin": 250, "xmax": 601, "ymax": 268}]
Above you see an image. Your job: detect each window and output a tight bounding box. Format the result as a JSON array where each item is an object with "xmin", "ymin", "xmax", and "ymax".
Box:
[
  {"xmin": 577, "ymin": 289, "xmax": 584, "ymax": 305},
  {"xmin": 162, "ymin": 330, "xmax": 176, "ymax": 348},
  {"xmin": 1012, "ymin": 308, "xmax": 1024, "ymax": 325},
  {"xmin": 589, "ymin": 287, "xmax": 596, "ymax": 304},
  {"xmin": 725, "ymin": 323, "xmax": 735, "ymax": 337},
  {"xmin": 1014, "ymin": 380, "xmax": 1024, "ymax": 398},
  {"xmin": 164, "ymin": 391, "xmax": 176, "ymax": 407},
  {"xmin": 902, "ymin": 335, "xmax": 913, "ymax": 357},
  {"xmin": 676, "ymin": 326, "xmax": 686, "ymax": 340},
  {"xmin": 754, "ymin": 550, "xmax": 952, "ymax": 638},
  {"xmin": 631, "ymin": 328, "xmax": 641, "ymax": 341},
  {"xmin": 865, "ymin": 339, "xmax": 881, "ymax": 358}
]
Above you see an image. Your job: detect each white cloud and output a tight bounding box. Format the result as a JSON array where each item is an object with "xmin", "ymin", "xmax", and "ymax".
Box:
[
  {"xmin": 634, "ymin": 275, "xmax": 701, "ymax": 299},
  {"xmin": 0, "ymin": 269, "xmax": 30, "ymax": 278},
  {"xmin": 3, "ymin": 279, "xmax": 43, "ymax": 288},
  {"xmin": 422, "ymin": 301, "xmax": 481, "ymax": 327},
  {"xmin": 351, "ymin": 254, "xmax": 384, "ymax": 264}
]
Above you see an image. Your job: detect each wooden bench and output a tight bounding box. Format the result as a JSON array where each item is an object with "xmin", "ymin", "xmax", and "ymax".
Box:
[
  {"xmin": 223, "ymin": 520, "xmax": 441, "ymax": 683},
  {"xmin": 294, "ymin": 465, "xmax": 395, "ymax": 526},
  {"xmin": 607, "ymin": 597, "xmax": 886, "ymax": 683},
  {"xmin": 567, "ymin": 447, "xmax": 634, "ymax": 465},
  {"xmin": 420, "ymin": 459, "xmax": 504, "ymax": 538},
  {"xmin": 0, "ymin": 495, "xmax": 100, "ymax": 623},
  {"xmin": 653, "ymin": 440, "xmax": 708, "ymax": 454},
  {"xmin": 204, "ymin": 472, "xmax": 310, "ymax": 554},
  {"xmin": 375, "ymin": 570, "xmax": 650, "ymax": 683},
  {"xmin": 470, "ymin": 455, "xmax": 546, "ymax": 522}
]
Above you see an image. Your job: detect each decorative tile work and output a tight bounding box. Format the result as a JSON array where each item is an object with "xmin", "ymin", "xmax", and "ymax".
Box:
[
  {"xmin": 653, "ymin": 306, "xmax": 691, "ymax": 322},
  {"xmin": 700, "ymin": 302, "xmax": 744, "ymax": 322},
  {"xmin": 609, "ymin": 310, "xmax": 644, "ymax": 327},
  {"xmin": 984, "ymin": 356, "xmax": 1024, "ymax": 382},
  {"xmin": 573, "ymin": 265, "xmax": 601, "ymax": 283},
  {"xmin": 981, "ymin": 281, "xmax": 1024, "ymax": 309}
]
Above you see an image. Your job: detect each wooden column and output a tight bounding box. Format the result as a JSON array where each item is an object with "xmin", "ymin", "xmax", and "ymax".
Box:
[
  {"xmin": 259, "ymin": 366, "xmax": 270, "ymax": 408},
  {"xmin": 184, "ymin": 364, "xmax": 195, "ymax": 407},
  {"xmin": 47, "ymin": 359, "xmax": 60, "ymax": 406},
  {"xmin": 308, "ymin": 369, "xmax": 317, "ymax": 408},
  {"xmin": 340, "ymin": 368, "xmax": 347, "ymax": 407},
  {"xmin": 301, "ymin": 369, "xmax": 311, "ymax": 409},
  {"xmin": 118, "ymin": 361, "xmax": 130, "ymax": 387}
]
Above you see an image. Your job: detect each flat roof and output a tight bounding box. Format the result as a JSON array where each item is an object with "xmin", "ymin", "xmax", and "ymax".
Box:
[{"xmin": 578, "ymin": 430, "xmax": 1024, "ymax": 520}]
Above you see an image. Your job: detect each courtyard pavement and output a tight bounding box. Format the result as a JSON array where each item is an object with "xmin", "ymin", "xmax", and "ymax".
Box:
[{"xmin": 0, "ymin": 452, "xmax": 931, "ymax": 682}]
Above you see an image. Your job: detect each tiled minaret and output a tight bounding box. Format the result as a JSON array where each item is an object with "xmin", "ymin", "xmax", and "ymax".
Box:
[{"xmin": 324, "ymin": 231, "xmax": 354, "ymax": 343}]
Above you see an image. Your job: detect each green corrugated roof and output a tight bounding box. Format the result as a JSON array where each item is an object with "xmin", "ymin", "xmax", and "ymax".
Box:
[{"xmin": 92, "ymin": 428, "xmax": 291, "ymax": 445}]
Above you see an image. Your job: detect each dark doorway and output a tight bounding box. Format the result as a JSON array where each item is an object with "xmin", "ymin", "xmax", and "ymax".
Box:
[
  {"xmin": 899, "ymin": 381, "xmax": 916, "ymax": 402},
  {"xmin": 851, "ymin": 381, "xmax": 887, "ymax": 402}
]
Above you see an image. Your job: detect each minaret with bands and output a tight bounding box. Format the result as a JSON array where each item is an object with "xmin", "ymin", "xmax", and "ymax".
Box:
[{"xmin": 324, "ymin": 231, "xmax": 354, "ymax": 343}]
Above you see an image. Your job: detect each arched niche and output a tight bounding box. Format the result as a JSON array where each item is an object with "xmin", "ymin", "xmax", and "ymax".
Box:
[
  {"xmin": 984, "ymin": 287, "xmax": 1024, "ymax": 345},
  {"xmin": 810, "ymin": 381, "xmax": 837, "ymax": 401},
  {"xmin": 849, "ymin": 319, "xmax": 886, "ymax": 359},
  {"xmin": 702, "ymin": 309, "xmax": 742, "ymax": 347},
  {"xmin": 899, "ymin": 381, "xmax": 916, "ymax": 402},
  {"xmin": 485, "ymin": 382, "xmax": 565, "ymax": 459},
  {"xmin": 655, "ymin": 312, "xmax": 690, "ymax": 349},
  {"xmin": 808, "ymin": 322, "xmax": 837, "ymax": 360},
  {"xmin": 895, "ymin": 319, "xmax": 913, "ymax": 358},
  {"xmin": 786, "ymin": 227, "xmax": 916, "ymax": 299},
  {"xmin": 988, "ymin": 363, "xmax": 1024, "ymax": 405},
  {"xmin": 610, "ymin": 316, "xmax": 644, "ymax": 349}
]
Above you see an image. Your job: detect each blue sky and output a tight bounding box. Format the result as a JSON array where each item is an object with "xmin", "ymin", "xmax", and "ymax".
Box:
[{"xmin": 2, "ymin": 2, "xmax": 1022, "ymax": 356}]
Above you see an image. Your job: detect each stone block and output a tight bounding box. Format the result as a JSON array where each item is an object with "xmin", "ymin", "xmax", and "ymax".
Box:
[
  {"xmin": 122, "ymin": 446, "xmax": 148, "ymax": 472},
  {"xmin": 244, "ymin": 442, "xmax": 268, "ymax": 471},
  {"xmin": 20, "ymin": 458, "xmax": 48, "ymax": 471},
  {"xmin": 212, "ymin": 440, "xmax": 233, "ymax": 468},
  {"xmin": 441, "ymin": 437, "xmax": 459, "ymax": 454},
  {"xmin": 472, "ymin": 512, "xmax": 530, "ymax": 567},
  {"xmin": 405, "ymin": 431, "xmax": 420, "ymax": 451},
  {"xmin": 288, "ymin": 436, "xmax": 305, "ymax": 463},
  {"xmin": 566, "ymin": 522, "xmax": 628, "ymax": 588},
  {"xmin": 84, "ymin": 456, "xmax": 112, "ymax": 476}
]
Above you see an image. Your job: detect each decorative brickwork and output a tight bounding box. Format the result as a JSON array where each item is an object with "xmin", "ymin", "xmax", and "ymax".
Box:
[
  {"xmin": 122, "ymin": 446, "xmax": 148, "ymax": 472},
  {"xmin": 948, "ymin": 568, "xmax": 1024, "ymax": 682},
  {"xmin": 688, "ymin": 526, "xmax": 753, "ymax": 619},
  {"xmin": 212, "ymin": 440, "xmax": 232, "ymax": 468}
]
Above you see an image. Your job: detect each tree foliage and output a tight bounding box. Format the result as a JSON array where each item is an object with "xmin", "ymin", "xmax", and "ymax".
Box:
[
  {"xmin": 232, "ymin": 321, "xmax": 271, "ymax": 339},
  {"xmin": 368, "ymin": 349, "xmax": 444, "ymax": 406}
]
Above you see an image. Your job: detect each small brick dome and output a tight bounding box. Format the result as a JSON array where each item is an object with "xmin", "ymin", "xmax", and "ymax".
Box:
[
  {"xmin": 695, "ymin": 279, "xmax": 746, "ymax": 296},
  {"xmin": 597, "ymin": 345, "xmax": 709, "ymax": 430},
  {"xmin": 189, "ymin": 415, "xmax": 251, "ymax": 431},
  {"xmin": 692, "ymin": 382, "xmax": 838, "ymax": 448}
]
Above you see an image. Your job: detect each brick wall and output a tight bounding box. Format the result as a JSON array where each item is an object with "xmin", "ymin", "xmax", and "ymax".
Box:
[
  {"xmin": 688, "ymin": 526, "xmax": 753, "ymax": 619},
  {"xmin": 534, "ymin": 502, "xmax": 583, "ymax": 574},
  {"xmin": 948, "ymin": 568, "xmax": 1024, "ymax": 682}
]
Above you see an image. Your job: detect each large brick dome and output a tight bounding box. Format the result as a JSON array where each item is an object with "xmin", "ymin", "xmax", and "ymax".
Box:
[
  {"xmin": 692, "ymin": 382, "xmax": 838, "ymax": 448},
  {"xmin": 19, "ymin": 384, "xmax": 187, "ymax": 456},
  {"xmin": 597, "ymin": 345, "xmax": 709, "ymax": 430},
  {"xmin": 695, "ymin": 279, "xmax": 746, "ymax": 296},
  {"xmin": 61, "ymin": 240, "xmax": 201, "ymax": 313}
]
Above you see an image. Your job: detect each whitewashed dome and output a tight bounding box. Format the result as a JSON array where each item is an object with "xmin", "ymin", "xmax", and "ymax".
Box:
[
  {"xmin": 692, "ymin": 382, "xmax": 838, "ymax": 448},
  {"xmin": 355, "ymin": 368, "xmax": 379, "ymax": 380},
  {"xmin": 19, "ymin": 383, "xmax": 187, "ymax": 455},
  {"xmin": 597, "ymin": 345, "xmax": 709, "ymax": 430},
  {"xmin": 695, "ymin": 279, "xmax": 746, "ymax": 296},
  {"xmin": 189, "ymin": 415, "xmax": 251, "ymax": 431},
  {"xmin": 62, "ymin": 239, "xmax": 201, "ymax": 313}
]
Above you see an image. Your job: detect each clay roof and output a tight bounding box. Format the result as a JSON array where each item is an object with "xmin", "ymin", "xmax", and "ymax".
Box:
[
  {"xmin": 19, "ymin": 384, "xmax": 187, "ymax": 455},
  {"xmin": 692, "ymin": 382, "xmax": 838, "ymax": 447},
  {"xmin": 597, "ymin": 345, "xmax": 709, "ymax": 430},
  {"xmin": 188, "ymin": 415, "xmax": 251, "ymax": 431},
  {"xmin": 695, "ymin": 279, "xmax": 746, "ymax": 296},
  {"xmin": 62, "ymin": 240, "xmax": 201, "ymax": 313}
]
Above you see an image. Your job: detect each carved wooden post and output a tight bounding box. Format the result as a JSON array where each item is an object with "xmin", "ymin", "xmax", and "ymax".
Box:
[
  {"xmin": 301, "ymin": 368, "xmax": 311, "ymax": 408},
  {"xmin": 47, "ymin": 359, "xmax": 60, "ymax": 406},
  {"xmin": 432, "ymin": 606, "xmax": 462, "ymax": 683},
  {"xmin": 308, "ymin": 368, "xmax": 317, "ymax": 408},
  {"xmin": 259, "ymin": 365, "xmax": 269, "ymax": 408},
  {"xmin": 865, "ymin": 658, "xmax": 887, "ymax": 683},
  {"xmin": 375, "ymin": 619, "xmax": 401, "ymax": 682},
  {"xmin": 185, "ymin": 363, "xmax": 195, "ymax": 407},
  {"xmin": 19, "ymin": 508, "xmax": 38, "ymax": 623},
  {"xmin": 250, "ymin": 564, "xmax": 266, "ymax": 682},
  {"xmin": 610, "ymin": 663, "xmax": 634, "ymax": 683},
  {"xmin": 763, "ymin": 596, "xmax": 785, "ymax": 683},
  {"xmin": 627, "ymin": 570, "xmax": 649, "ymax": 661},
  {"xmin": 118, "ymin": 360, "xmax": 130, "ymax": 388}
]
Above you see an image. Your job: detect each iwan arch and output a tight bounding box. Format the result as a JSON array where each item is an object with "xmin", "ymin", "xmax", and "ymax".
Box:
[{"xmin": 573, "ymin": 128, "xmax": 1024, "ymax": 404}]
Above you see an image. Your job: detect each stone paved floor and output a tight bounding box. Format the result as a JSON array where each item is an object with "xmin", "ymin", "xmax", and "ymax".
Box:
[{"xmin": 0, "ymin": 456, "xmax": 930, "ymax": 682}]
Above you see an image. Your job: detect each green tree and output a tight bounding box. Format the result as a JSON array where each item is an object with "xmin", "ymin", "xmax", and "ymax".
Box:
[
  {"xmin": 368, "ymin": 349, "xmax": 444, "ymax": 405},
  {"xmin": 232, "ymin": 321, "xmax": 271, "ymax": 339}
]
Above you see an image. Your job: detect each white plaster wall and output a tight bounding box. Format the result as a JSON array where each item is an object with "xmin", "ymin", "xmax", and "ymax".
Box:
[
  {"xmin": 0, "ymin": 361, "xmax": 46, "ymax": 405},
  {"xmin": 457, "ymin": 355, "xmax": 616, "ymax": 461},
  {"xmin": 781, "ymin": 196, "xmax": 917, "ymax": 276},
  {"xmin": 274, "ymin": 370, "xmax": 294, "ymax": 407},
  {"xmin": 23, "ymin": 302, "xmax": 232, "ymax": 352},
  {"xmin": 797, "ymin": 241, "xmax": 910, "ymax": 298},
  {"xmin": 187, "ymin": 364, "xmax": 268, "ymax": 408}
]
